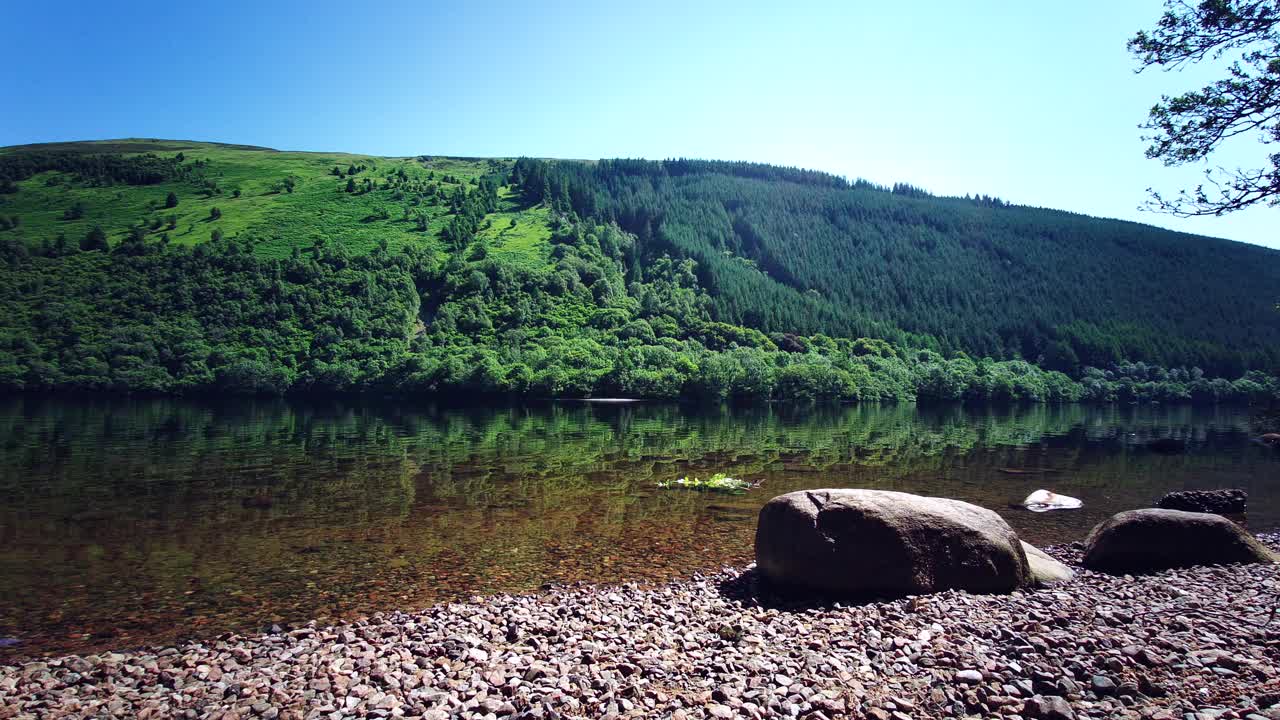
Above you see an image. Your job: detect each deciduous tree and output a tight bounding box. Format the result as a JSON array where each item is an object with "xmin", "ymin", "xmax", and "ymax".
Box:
[{"xmin": 1131, "ymin": 0, "xmax": 1280, "ymax": 215}]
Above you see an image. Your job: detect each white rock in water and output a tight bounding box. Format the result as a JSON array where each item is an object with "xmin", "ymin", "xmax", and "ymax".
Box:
[{"xmin": 1021, "ymin": 489, "xmax": 1082, "ymax": 512}]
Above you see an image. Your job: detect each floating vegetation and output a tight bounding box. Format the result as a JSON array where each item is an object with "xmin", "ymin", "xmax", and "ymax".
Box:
[{"xmin": 657, "ymin": 473, "xmax": 754, "ymax": 493}]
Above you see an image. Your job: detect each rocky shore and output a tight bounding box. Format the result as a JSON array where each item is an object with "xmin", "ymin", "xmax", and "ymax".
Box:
[{"xmin": 3, "ymin": 536, "xmax": 1279, "ymax": 720}]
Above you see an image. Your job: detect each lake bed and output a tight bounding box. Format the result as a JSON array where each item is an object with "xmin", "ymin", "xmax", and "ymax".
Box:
[{"xmin": 1, "ymin": 396, "xmax": 1275, "ymax": 657}]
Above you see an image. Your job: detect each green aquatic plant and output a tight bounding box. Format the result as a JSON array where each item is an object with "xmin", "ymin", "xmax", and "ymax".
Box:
[{"xmin": 657, "ymin": 472, "xmax": 753, "ymax": 493}]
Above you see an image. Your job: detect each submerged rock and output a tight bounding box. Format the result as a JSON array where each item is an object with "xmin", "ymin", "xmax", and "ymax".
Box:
[
  {"xmin": 1083, "ymin": 508, "xmax": 1278, "ymax": 574},
  {"xmin": 1019, "ymin": 489, "xmax": 1083, "ymax": 512},
  {"xmin": 1155, "ymin": 488, "xmax": 1246, "ymax": 515},
  {"xmin": 1146, "ymin": 437, "xmax": 1187, "ymax": 453},
  {"xmin": 241, "ymin": 495, "xmax": 273, "ymax": 509},
  {"xmin": 755, "ymin": 489, "xmax": 1030, "ymax": 596}
]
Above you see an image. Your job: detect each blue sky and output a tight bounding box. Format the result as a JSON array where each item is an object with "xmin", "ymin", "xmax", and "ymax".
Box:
[{"xmin": 3, "ymin": 0, "xmax": 1277, "ymax": 248}]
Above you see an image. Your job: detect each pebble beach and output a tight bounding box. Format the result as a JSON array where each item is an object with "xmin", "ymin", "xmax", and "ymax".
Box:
[{"xmin": 3, "ymin": 537, "xmax": 1279, "ymax": 720}]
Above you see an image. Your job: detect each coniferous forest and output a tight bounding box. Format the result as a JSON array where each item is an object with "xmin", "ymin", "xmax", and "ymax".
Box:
[{"xmin": 1, "ymin": 140, "xmax": 1278, "ymax": 404}]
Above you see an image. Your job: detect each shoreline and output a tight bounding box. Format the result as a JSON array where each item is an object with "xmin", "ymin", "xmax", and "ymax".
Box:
[
  {"xmin": 4, "ymin": 387, "xmax": 1278, "ymax": 408},
  {"xmin": 3, "ymin": 538, "xmax": 1280, "ymax": 719}
]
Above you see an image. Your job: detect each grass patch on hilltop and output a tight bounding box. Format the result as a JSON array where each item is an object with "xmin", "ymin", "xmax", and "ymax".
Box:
[{"xmin": 0, "ymin": 140, "xmax": 516, "ymax": 260}]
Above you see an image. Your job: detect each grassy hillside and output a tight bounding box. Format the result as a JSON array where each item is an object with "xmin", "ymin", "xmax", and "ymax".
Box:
[
  {"xmin": 0, "ymin": 139, "xmax": 539, "ymax": 259},
  {"xmin": 0, "ymin": 139, "xmax": 1276, "ymax": 404}
]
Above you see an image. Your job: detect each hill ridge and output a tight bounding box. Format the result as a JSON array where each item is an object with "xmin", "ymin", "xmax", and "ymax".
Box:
[{"xmin": 0, "ymin": 139, "xmax": 1276, "ymax": 402}]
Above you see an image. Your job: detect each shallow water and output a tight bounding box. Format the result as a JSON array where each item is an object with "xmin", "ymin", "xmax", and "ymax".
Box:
[{"xmin": 0, "ymin": 395, "xmax": 1275, "ymax": 657}]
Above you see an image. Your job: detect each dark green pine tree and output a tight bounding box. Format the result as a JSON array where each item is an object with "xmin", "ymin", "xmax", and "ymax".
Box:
[
  {"xmin": 556, "ymin": 180, "xmax": 571, "ymax": 214},
  {"xmin": 80, "ymin": 225, "xmax": 108, "ymax": 251}
]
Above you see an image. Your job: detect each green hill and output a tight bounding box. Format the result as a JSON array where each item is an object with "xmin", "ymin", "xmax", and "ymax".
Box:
[
  {"xmin": 0, "ymin": 139, "xmax": 1276, "ymax": 403},
  {"xmin": 511, "ymin": 158, "xmax": 1280, "ymax": 377}
]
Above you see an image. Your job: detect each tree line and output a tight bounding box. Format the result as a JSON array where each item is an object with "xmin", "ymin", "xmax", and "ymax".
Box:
[
  {"xmin": 0, "ymin": 151, "xmax": 184, "ymax": 188},
  {"xmin": 1, "ymin": 211, "xmax": 1276, "ymax": 404}
]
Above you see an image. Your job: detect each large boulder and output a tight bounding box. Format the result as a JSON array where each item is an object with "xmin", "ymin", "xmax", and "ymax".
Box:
[
  {"xmin": 755, "ymin": 489, "xmax": 1030, "ymax": 595},
  {"xmin": 1083, "ymin": 509, "xmax": 1277, "ymax": 574},
  {"xmin": 1155, "ymin": 488, "xmax": 1246, "ymax": 515}
]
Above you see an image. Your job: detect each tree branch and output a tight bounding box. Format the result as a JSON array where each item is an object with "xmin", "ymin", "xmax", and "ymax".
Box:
[
  {"xmin": 1132, "ymin": 1, "xmax": 1280, "ymax": 215},
  {"xmin": 1130, "ymin": 0, "xmax": 1280, "ymax": 71}
]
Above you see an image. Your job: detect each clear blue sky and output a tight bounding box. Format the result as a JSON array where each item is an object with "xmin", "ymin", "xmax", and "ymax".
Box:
[{"xmin": 3, "ymin": 0, "xmax": 1276, "ymax": 248}]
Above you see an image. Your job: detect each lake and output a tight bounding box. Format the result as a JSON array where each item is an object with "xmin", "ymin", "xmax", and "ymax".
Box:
[{"xmin": 0, "ymin": 395, "xmax": 1275, "ymax": 657}]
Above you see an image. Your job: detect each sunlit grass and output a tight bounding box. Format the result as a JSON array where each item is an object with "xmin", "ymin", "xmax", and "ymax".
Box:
[
  {"xmin": 480, "ymin": 205, "xmax": 552, "ymax": 269},
  {"xmin": 0, "ymin": 139, "xmax": 509, "ymax": 259}
]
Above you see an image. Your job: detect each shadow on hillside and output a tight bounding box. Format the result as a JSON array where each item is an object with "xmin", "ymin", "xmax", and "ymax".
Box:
[{"xmin": 501, "ymin": 195, "xmax": 539, "ymax": 213}]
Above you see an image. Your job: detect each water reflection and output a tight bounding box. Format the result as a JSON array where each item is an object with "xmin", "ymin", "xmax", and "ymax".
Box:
[{"xmin": 0, "ymin": 396, "xmax": 1274, "ymax": 657}]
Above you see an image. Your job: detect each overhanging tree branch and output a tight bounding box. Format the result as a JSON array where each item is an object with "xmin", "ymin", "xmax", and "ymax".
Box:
[
  {"xmin": 1132, "ymin": 0, "xmax": 1280, "ymax": 215},
  {"xmin": 1130, "ymin": 0, "xmax": 1279, "ymax": 68}
]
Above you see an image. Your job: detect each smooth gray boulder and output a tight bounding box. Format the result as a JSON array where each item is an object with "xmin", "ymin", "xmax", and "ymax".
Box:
[
  {"xmin": 1083, "ymin": 508, "xmax": 1278, "ymax": 574},
  {"xmin": 755, "ymin": 489, "xmax": 1030, "ymax": 595},
  {"xmin": 1021, "ymin": 541, "xmax": 1074, "ymax": 585}
]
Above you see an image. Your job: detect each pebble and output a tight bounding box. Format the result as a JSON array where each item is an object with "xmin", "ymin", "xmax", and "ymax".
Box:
[{"xmin": 1025, "ymin": 694, "xmax": 1076, "ymax": 720}]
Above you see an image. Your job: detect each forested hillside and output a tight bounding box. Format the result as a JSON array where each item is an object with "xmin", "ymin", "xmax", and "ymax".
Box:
[
  {"xmin": 511, "ymin": 158, "xmax": 1280, "ymax": 377},
  {"xmin": 0, "ymin": 139, "xmax": 1276, "ymax": 403}
]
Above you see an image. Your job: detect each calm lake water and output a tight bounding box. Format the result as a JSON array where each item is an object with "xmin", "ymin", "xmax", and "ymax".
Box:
[{"xmin": 1, "ymin": 395, "xmax": 1276, "ymax": 657}]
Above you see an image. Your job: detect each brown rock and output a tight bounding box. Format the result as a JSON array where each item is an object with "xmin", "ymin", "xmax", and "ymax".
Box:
[
  {"xmin": 1155, "ymin": 489, "xmax": 1247, "ymax": 515},
  {"xmin": 755, "ymin": 490, "xmax": 1030, "ymax": 595},
  {"xmin": 1023, "ymin": 695, "xmax": 1076, "ymax": 720},
  {"xmin": 1083, "ymin": 509, "xmax": 1278, "ymax": 574}
]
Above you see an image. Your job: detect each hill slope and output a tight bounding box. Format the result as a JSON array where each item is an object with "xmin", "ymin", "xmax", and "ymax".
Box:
[
  {"xmin": 0, "ymin": 139, "xmax": 534, "ymax": 259},
  {"xmin": 0, "ymin": 139, "xmax": 1276, "ymax": 403},
  {"xmin": 511, "ymin": 158, "xmax": 1280, "ymax": 377}
]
